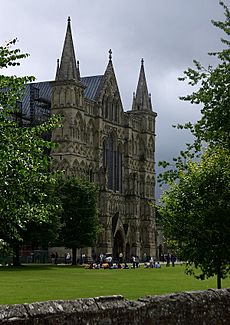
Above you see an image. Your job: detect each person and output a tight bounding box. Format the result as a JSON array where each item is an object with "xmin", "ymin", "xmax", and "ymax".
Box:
[
  {"xmin": 123, "ymin": 263, "xmax": 129, "ymax": 269},
  {"xmin": 171, "ymin": 254, "xmax": 176, "ymax": 267},
  {"xmin": 106, "ymin": 255, "xmax": 113, "ymax": 268},
  {"xmin": 54, "ymin": 252, "xmax": 58, "ymax": 264},
  {"xmin": 65, "ymin": 252, "xmax": 71, "ymax": 264},
  {"xmin": 155, "ymin": 261, "xmax": 161, "ymax": 268},
  {"xmin": 117, "ymin": 262, "xmax": 122, "ymax": 269},
  {"xmin": 132, "ymin": 256, "xmax": 136, "ymax": 269},
  {"xmin": 135, "ymin": 256, "xmax": 140, "ymax": 268},
  {"xmin": 99, "ymin": 253, "xmax": 104, "ymax": 267},
  {"xmin": 89, "ymin": 263, "xmax": 94, "ymax": 269},
  {"xmin": 149, "ymin": 256, "xmax": 154, "ymax": 268},
  {"xmin": 166, "ymin": 253, "xmax": 170, "ymax": 267},
  {"xmin": 102, "ymin": 262, "xmax": 109, "ymax": 269},
  {"xmin": 119, "ymin": 252, "xmax": 123, "ymax": 263},
  {"xmin": 81, "ymin": 254, "xmax": 85, "ymax": 264},
  {"xmin": 51, "ymin": 252, "xmax": 55, "ymax": 264}
]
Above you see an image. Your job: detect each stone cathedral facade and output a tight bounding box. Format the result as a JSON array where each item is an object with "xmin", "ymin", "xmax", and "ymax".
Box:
[{"xmin": 51, "ymin": 18, "xmax": 157, "ymax": 260}]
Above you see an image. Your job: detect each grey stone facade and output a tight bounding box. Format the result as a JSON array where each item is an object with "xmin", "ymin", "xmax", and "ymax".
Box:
[{"xmin": 51, "ymin": 18, "xmax": 157, "ymax": 260}]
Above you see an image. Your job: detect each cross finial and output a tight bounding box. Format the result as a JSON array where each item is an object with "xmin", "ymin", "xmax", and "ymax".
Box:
[
  {"xmin": 68, "ymin": 16, "xmax": 71, "ymax": 23},
  {"xmin": 141, "ymin": 58, "xmax": 144, "ymax": 65},
  {"xmin": 109, "ymin": 49, "xmax": 112, "ymax": 61}
]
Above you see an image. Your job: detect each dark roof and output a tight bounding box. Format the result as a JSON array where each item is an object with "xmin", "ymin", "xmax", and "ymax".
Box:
[
  {"xmin": 20, "ymin": 82, "xmax": 51, "ymax": 122},
  {"xmin": 20, "ymin": 75, "xmax": 103, "ymax": 118},
  {"xmin": 81, "ymin": 75, "xmax": 103, "ymax": 100},
  {"xmin": 31, "ymin": 75, "xmax": 103, "ymax": 102}
]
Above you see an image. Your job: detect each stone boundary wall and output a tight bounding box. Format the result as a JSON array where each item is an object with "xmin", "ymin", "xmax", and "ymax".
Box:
[{"xmin": 0, "ymin": 289, "xmax": 230, "ymax": 324}]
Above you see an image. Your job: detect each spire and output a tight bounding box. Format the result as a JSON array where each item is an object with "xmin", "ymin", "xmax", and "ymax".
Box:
[
  {"xmin": 103, "ymin": 49, "xmax": 115, "ymax": 79},
  {"xmin": 132, "ymin": 58, "xmax": 152, "ymax": 111},
  {"xmin": 56, "ymin": 17, "xmax": 80, "ymax": 81}
]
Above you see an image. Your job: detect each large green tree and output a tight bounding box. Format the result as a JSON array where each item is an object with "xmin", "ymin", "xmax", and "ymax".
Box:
[
  {"xmin": 159, "ymin": 146, "xmax": 230, "ymax": 289},
  {"xmin": 0, "ymin": 39, "xmax": 61, "ymax": 264},
  {"xmin": 158, "ymin": 1, "xmax": 230, "ymax": 288},
  {"xmin": 57, "ymin": 177, "xmax": 99, "ymax": 265}
]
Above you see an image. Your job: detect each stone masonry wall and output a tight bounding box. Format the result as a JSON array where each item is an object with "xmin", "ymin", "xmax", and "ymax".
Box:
[{"xmin": 0, "ymin": 289, "xmax": 230, "ymax": 324}]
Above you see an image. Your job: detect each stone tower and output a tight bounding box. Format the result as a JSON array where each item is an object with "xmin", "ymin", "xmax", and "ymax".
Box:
[{"xmin": 51, "ymin": 18, "xmax": 158, "ymax": 260}]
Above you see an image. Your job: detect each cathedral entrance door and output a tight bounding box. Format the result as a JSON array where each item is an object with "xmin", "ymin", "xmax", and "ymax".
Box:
[{"xmin": 113, "ymin": 230, "xmax": 124, "ymax": 262}]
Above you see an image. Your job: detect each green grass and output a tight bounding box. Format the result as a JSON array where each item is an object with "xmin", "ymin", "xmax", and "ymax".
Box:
[{"xmin": 0, "ymin": 264, "xmax": 229, "ymax": 305}]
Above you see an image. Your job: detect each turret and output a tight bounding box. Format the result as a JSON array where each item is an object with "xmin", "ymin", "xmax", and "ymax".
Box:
[
  {"xmin": 132, "ymin": 59, "xmax": 152, "ymax": 111},
  {"xmin": 56, "ymin": 17, "xmax": 80, "ymax": 81}
]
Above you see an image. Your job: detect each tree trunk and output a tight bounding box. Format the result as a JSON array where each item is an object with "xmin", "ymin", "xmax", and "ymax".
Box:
[
  {"xmin": 217, "ymin": 258, "xmax": 222, "ymax": 289},
  {"xmin": 217, "ymin": 270, "xmax": 222, "ymax": 289},
  {"xmin": 13, "ymin": 245, "xmax": 21, "ymax": 267},
  {"xmin": 72, "ymin": 247, "xmax": 77, "ymax": 265}
]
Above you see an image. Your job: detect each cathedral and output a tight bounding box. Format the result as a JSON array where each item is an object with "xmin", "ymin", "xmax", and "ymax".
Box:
[{"xmin": 21, "ymin": 17, "xmax": 158, "ymax": 260}]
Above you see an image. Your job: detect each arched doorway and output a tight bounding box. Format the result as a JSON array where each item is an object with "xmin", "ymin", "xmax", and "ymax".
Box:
[{"xmin": 113, "ymin": 230, "xmax": 124, "ymax": 261}]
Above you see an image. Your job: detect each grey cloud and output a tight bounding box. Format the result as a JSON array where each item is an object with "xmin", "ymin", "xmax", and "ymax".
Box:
[{"xmin": 0, "ymin": 0, "xmax": 226, "ymax": 199}]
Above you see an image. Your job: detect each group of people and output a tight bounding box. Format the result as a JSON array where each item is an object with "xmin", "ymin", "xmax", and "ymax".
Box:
[
  {"xmin": 164, "ymin": 253, "xmax": 177, "ymax": 267},
  {"xmin": 85, "ymin": 252, "xmax": 177, "ymax": 270},
  {"xmin": 86, "ymin": 254, "xmax": 159, "ymax": 270},
  {"xmin": 50, "ymin": 252, "xmax": 59, "ymax": 264},
  {"xmin": 50, "ymin": 252, "xmax": 71, "ymax": 264},
  {"xmin": 144, "ymin": 257, "xmax": 161, "ymax": 268},
  {"xmin": 50, "ymin": 251, "xmax": 177, "ymax": 268},
  {"xmin": 86, "ymin": 262, "xmax": 130, "ymax": 270}
]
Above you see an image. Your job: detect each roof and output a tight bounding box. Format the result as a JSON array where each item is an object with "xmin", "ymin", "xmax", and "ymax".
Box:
[
  {"xmin": 19, "ymin": 75, "xmax": 103, "ymax": 120},
  {"xmin": 20, "ymin": 82, "xmax": 52, "ymax": 122},
  {"xmin": 28, "ymin": 75, "xmax": 103, "ymax": 104},
  {"xmin": 81, "ymin": 75, "xmax": 103, "ymax": 100}
]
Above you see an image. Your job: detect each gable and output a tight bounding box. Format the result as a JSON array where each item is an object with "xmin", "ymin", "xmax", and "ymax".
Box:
[{"xmin": 96, "ymin": 62, "xmax": 123, "ymax": 107}]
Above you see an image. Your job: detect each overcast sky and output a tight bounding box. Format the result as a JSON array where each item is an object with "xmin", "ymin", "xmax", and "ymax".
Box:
[{"xmin": 1, "ymin": 0, "xmax": 226, "ymax": 198}]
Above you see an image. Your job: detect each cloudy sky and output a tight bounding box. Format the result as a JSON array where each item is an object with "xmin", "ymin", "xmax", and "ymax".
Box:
[{"xmin": 1, "ymin": 0, "xmax": 226, "ymax": 198}]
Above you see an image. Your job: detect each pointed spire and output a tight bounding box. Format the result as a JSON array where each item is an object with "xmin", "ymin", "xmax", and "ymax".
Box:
[
  {"xmin": 132, "ymin": 58, "xmax": 152, "ymax": 111},
  {"xmin": 103, "ymin": 48, "xmax": 114, "ymax": 78},
  {"xmin": 56, "ymin": 17, "xmax": 80, "ymax": 81}
]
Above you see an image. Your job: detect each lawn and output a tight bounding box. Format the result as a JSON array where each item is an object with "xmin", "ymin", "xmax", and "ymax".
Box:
[{"xmin": 0, "ymin": 264, "xmax": 229, "ymax": 305}]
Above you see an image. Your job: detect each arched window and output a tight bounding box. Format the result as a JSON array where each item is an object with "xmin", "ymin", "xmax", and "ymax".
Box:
[
  {"xmin": 115, "ymin": 145, "xmax": 122, "ymax": 192},
  {"xmin": 104, "ymin": 97, "xmax": 109, "ymax": 119},
  {"xmin": 114, "ymin": 101, "xmax": 119, "ymax": 122},
  {"xmin": 103, "ymin": 135, "xmax": 122, "ymax": 192},
  {"xmin": 107, "ymin": 135, "xmax": 113, "ymax": 189},
  {"xmin": 109, "ymin": 100, "xmax": 113, "ymax": 120}
]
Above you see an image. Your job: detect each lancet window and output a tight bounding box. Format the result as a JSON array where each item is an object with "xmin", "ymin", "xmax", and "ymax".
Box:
[{"xmin": 103, "ymin": 134, "xmax": 123, "ymax": 192}]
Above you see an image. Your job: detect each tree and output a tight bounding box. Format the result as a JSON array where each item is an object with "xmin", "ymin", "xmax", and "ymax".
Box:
[
  {"xmin": 159, "ymin": 147, "xmax": 230, "ymax": 289},
  {"xmin": 0, "ymin": 39, "xmax": 61, "ymax": 265},
  {"xmin": 178, "ymin": 1, "xmax": 230, "ymax": 149},
  {"xmin": 57, "ymin": 177, "xmax": 99, "ymax": 265},
  {"xmin": 158, "ymin": 1, "xmax": 230, "ymax": 288},
  {"xmin": 22, "ymin": 186, "xmax": 61, "ymax": 251}
]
